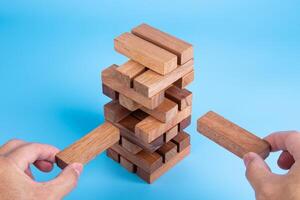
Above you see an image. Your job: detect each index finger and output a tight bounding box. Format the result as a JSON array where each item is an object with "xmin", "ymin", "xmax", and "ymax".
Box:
[{"xmin": 264, "ymin": 131, "xmax": 300, "ymax": 160}]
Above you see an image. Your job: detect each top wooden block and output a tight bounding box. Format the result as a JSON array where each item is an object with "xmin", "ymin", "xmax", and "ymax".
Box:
[
  {"xmin": 197, "ymin": 111, "xmax": 271, "ymax": 159},
  {"xmin": 132, "ymin": 23, "xmax": 193, "ymax": 65},
  {"xmin": 114, "ymin": 32, "xmax": 177, "ymax": 75}
]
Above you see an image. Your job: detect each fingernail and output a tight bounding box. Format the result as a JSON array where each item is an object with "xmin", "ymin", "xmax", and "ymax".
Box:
[
  {"xmin": 243, "ymin": 152, "xmax": 255, "ymax": 167},
  {"xmin": 71, "ymin": 163, "xmax": 83, "ymax": 176}
]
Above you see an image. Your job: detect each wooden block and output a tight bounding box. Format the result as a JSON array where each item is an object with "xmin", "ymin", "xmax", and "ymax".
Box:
[
  {"xmin": 132, "ymin": 23, "xmax": 193, "ymax": 65},
  {"xmin": 173, "ymin": 70, "xmax": 194, "ymax": 89},
  {"xmin": 102, "ymin": 65, "xmax": 164, "ymax": 109},
  {"xmin": 111, "ymin": 143, "xmax": 163, "ymax": 173},
  {"xmin": 197, "ymin": 111, "xmax": 271, "ymax": 159},
  {"xmin": 179, "ymin": 115, "xmax": 191, "ymax": 131},
  {"xmin": 135, "ymin": 106, "xmax": 192, "ymax": 143},
  {"xmin": 172, "ymin": 131, "xmax": 191, "ymax": 152},
  {"xmin": 136, "ymin": 145, "xmax": 190, "ymax": 184},
  {"xmin": 119, "ymin": 114, "xmax": 140, "ymax": 132},
  {"xmin": 131, "ymin": 109, "xmax": 149, "ymax": 121},
  {"xmin": 165, "ymin": 86, "xmax": 192, "ymax": 110},
  {"xmin": 104, "ymin": 100, "xmax": 131, "ymax": 123},
  {"xmin": 115, "ymin": 60, "xmax": 146, "ymax": 88},
  {"xmin": 141, "ymin": 98, "xmax": 178, "ymax": 123},
  {"xmin": 119, "ymin": 94, "xmax": 142, "ymax": 111},
  {"xmin": 106, "ymin": 148, "xmax": 120, "ymax": 163},
  {"xmin": 56, "ymin": 122, "xmax": 120, "ymax": 169},
  {"xmin": 120, "ymin": 156, "xmax": 136, "ymax": 173},
  {"xmin": 102, "ymin": 84, "xmax": 119, "ymax": 100},
  {"xmin": 164, "ymin": 125, "xmax": 178, "ymax": 142},
  {"xmin": 114, "ymin": 32, "xmax": 177, "ymax": 75},
  {"xmin": 133, "ymin": 59, "xmax": 193, "ymax": 97},
  {"xmin": 121, "ymin": 137, "xmax": 142, "ymax": 154},
  {"xmin": 157, "ymin": 141, "xmax": 177, "ymax": 163}
]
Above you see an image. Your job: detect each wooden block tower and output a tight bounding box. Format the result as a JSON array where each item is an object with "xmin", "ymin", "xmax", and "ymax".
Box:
[{"xmin": 103, "ymin": 24, "xmax": 194, "ymax": 183}]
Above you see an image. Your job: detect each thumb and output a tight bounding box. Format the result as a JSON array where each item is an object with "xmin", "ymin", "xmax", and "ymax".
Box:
[
  {"xmin": 45, "ymin": 163, "xmax": 83, "ymax": 198},
  {"xmin": 243, "ymin": 152, "xmax": 272, "ymax": 190}
]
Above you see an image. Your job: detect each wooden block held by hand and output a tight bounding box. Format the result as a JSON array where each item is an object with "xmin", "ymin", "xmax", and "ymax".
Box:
[
  {"xmin": 56, "ymin": 122, "xmax": 120, "ymax": 168},
  {"xmin": 197, "ymin": 111, "xmax": 271, "ymax": 159}
]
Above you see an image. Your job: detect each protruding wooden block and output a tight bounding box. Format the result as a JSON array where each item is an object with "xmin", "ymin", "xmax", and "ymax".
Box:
[
  {"xmin": 120, "ymin": 156, "xmax": 136, "ymax": 173},
  {"xmin": 173, "ymin": 70, "xmax": 194, "ymax": 89},
  {"xmin": 179, "ymin": 116, "xmax": 191, "ymax": 131},
  {"xmin": 135, "ymin": 106, "xmax": 191, "ymax": 143},
  {"xmin": 106, "ymin": 148, "xmax": 120, "ymax": 163},
  {"xmin": 102, "ymin": 65, "xmax": 164, "ymax": 109},
  {"xmin": 165, "ymin": 86, "xmax": 192, "ymax": 110},
  {"xmin": 136, "ymin": 145, "xmax": 190, "ymax": 184},
  {"xmin": 119, "ymin": 94, "xmax": 141, "ymax": 111},
  {"xmin": 102, "ymin": 84, "xmax": 119, "ymax": 100},
  {"xmin": 164, "ymin": 125, "xmax": 178, "ymax": 142},
  {"xmin": 133, "ymin": 59, "xmax": 193, "ymax": 97},
  {"xmin": 56, "ymin": 122, "xmax": 120, "ymax": 169},
  {"xmin": 121, "ymin": 137, "xmax": 142, "ymax": 154},
  {"xmin": 171, "ymin": 131, "xmax": 191, "ymax": 153},
  {"xmin": 114, "ymin": 32, "xmax": 177, "ymax": 75},
  {"xmin": 111, "ymin": 143, "xmax": 163, "ymax": 173},
  {"xmin": 132, "ymin": 23, "xmax": 193, "ymax": 65},
  {"xmin": 157, "ymin": 141, "xmax": 177, "ymax": 163},
  {"xmin": 104, "ymin": 100, "xmax": 131, "ymax": 123},
  {"xmin": 115, "ymin": 60, "xmax": 146, "ymax": 88},
  {"xmin": 197, "ymin": 111, "xmax": 271, "ymax": 159}
]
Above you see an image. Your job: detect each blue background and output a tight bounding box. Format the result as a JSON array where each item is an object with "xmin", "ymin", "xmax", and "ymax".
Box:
[{"xmin": 0, "ymin": 1, "xmax": 299, "ymax": 199}]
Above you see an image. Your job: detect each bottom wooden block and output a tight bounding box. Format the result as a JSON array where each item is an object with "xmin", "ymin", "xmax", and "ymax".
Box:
[
  {"xmin": 120, "ymin": 156, "xmax": 137, "ymax": 173},
  {"xmin": 106, "ymin": 149, "xmax": 120, "ymax": 163},
  {"xmin": 136, "ymin": 145, "xmax": 190, "ymax": 184},
  {"xmin": 172, "ymin": 131, "xmax": 190, "ymax": 152}
]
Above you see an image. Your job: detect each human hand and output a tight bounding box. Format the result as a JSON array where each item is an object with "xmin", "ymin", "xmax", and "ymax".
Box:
[
  {"xmin": 0, "ymin": 139, "xmax": 83, "ymax": 200},
  {"xmin": 243, "ymin": 131, "xmax": 300, "ymax": 200}
]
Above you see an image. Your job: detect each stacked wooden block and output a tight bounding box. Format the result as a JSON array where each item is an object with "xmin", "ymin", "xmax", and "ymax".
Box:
[{"xmin": 102, "ymin": 24, "xmax": 194, "ymax": 183}]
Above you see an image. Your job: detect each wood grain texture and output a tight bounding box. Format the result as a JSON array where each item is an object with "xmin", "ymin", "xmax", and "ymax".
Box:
[
  {"xmin": 132, "ymin": 23, "xmax": 193, "ymax": 65},
  {"xmin": 114, "ymin": 32, "xmax": 177, "ymax": 75},
  {"xmin": 106, "ymin": 148, "xmax": 120, "ymax": 163},
  {"xmin": 131, "ymin": 109, "xmax": 149, "ymax": 121},
  {"xmin": 120, "ymin": 156, "xmax": 136, "ymax": 173},
  {"xmin": 136, "ymin": 145, "xmax": 190, "ymax": 184},
  {"xmin": 157, "ymin": 141, "xmax": 177, "ymax": 163},
  {"xmin": 173, "ymin": 70, "xmax": 194, "ymax": 89},
  {"xmin": 104, "ymin": 100, "xmax": 131, "ymax": 123},
  {"xmin": 164, "ymin": 125, "xmax": 178, "ymax": 142},
  {"xmin": 102, "ymin": 84, "xmax": 119, "ymax": 100},
  {"xmin": 141, "ymin": 98, "xmax": 178, "ymax": 123},
  {"xmin": 165, "ymin": 86, "xmax": 192, "ymax": 110},
  {"xmin": 171, "ymin": 131, "xmax": 191, "ymax": 152},
  {"xmin": 119, "ymin": 94, "xmax": 141, "ymax": 111},
  {"xmin": 111, "ymin": 143, "xmax": 163, "ymax": 173},
  {"xmin": 133, "ymin": 59, "xmax": 194, "ymax": 97},
  {"xmin": 135, "ymin": 106, "xmax": 192, "ymax": 143},
  {"xmin": 102, "ymin": 65, "xmax": 164, "ymax": 109},
  {"xmin": 115, "ymin": 60, "xmax": 146, "ymax": 88},
  {"xmin": 121, "ymin": 137, "xmax": 142, "ymax": 154},
  {"xmin": 197, "ymin": 111, "xmax": 271, "ymax": 159},
  {"xmin": 56, "ymin": 122, "xmax": 120, "ymax": 169},
  {"xmin": 179, "ymin": 115, "xmax": 191, "ymax": 131}
]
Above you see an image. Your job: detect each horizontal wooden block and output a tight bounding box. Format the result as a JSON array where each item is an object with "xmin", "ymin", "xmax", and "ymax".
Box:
[
  {"xmin": 131, "ymin": 109, "xmax": 149, "ymax": 121},
  {"xmin": 114, "ymin": 32, "xmax": 177, "ymax": 75},
  {"xmin": 173, "ymin": 70, "xmax": 194, "ymax": 89},
  {"xmin": 165, "ymin": 86, "xmax": 192, "ymax": 110},
  {"xmin": 136, "ymin": 145, "xmax": 190, "ymax": 184},
  {"xmin": 102, "ymin": 65, "xmax": 164, "ymax": 109},
  {"xmin": 106, "ymin": 148, "xmax": 120, "ymax": 163},
  {"xmin": 102, "ymin": 84, "xmax": 119, "ymax": 100},
  {"xmin": 120, "ymin": 156, "xmax": 136, "ymax": 173},
  {"xmin": 135, "ymin": 106, "xmax": 192, "ymax": 143},
  {"xmin": 111, "ymin": 143, "xmax": 163, "ymax": 173},
  {"xmin": 132, "ymin": 23, "xmax": 193, "ymax": 65},
  {"xmin": 197, "ymin": 111, "xmax": 271, "ymax": 159},
  {"xmin": 133, "ymin": 59, "xmax": 194, "ymax": 97},
  {"xmin": 121, "ymin": 137, "xmax": 142, "ymax": 154},
  {"xmin": 164, "ymin": 125, "xmax": 178, "ymax": 142},
  {"xmin": 157, "ymin": 141, "xmax": 177, "ymax": 163},
  {"xmin": 119, "ymin": 94, "xmax": 141, "ymax": 111},
  {"xmin": 141, "ymin": 98, "xmax": 178, "ymax": 123},
  {"xmin": 172, "ymin": 131, "xmax": 191, "ymax": 152},
  {"xmin": 179, "ymin": 115, "xmax": 191, "ymax": 131},
  {"xmin": 115, "ymin": 60, "xmax": 146, "ymax": 88},
  {"xmin": 56, "ymin": 122, "xmax": 120, "ymax": 169},
  {"xmin": 104, "ymin": 100, "xmax": 131, "ymax": 123}
]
